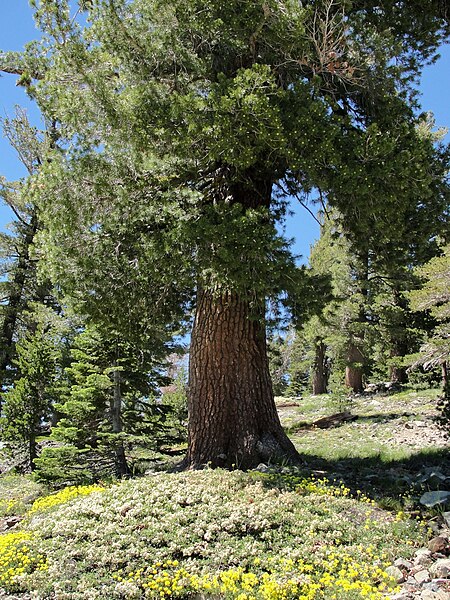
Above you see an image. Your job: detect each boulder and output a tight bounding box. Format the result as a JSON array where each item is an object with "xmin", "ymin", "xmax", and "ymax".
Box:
[
  {"xmin": 420, "ymin": 491, "xmax": 450, "ymax": 508},
  {"xmin": 414, "ymin": 569, "xmax": 431, "ymax": 584},
  {"xmin": 415, "ymin": 549, "xmax": 433, "ymax": 567},
  {"xmin": 394, "ymin": 558, "xmax": 413, "ymax": 570},
  {"xmin": 429, "ymin": 537, "xmax": 449, "ymax": 554}
]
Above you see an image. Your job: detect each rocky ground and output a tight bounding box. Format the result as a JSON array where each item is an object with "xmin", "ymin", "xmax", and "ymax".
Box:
[
  {"xmin": 388, "ymin": 531, "xmax": 450, "ymax": 599},
  {"xmin": 277, "ymin": 387, "xmax": 450, "ymax": 599}
]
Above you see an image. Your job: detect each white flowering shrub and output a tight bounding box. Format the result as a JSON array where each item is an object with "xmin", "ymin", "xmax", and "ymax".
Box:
[{"xmin": 2, "ymin": 470, "xmax": 425, "ymax": 598}]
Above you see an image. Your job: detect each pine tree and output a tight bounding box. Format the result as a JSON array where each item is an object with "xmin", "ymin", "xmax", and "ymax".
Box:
[
  {"xmin": 299, "ymin": 209, "xmax": 368, "ymax": 393},
  {"xmin": 38, "ymin": 324, "xmax": 174, "ymax": 481},
  {"xmin": 409, "ymin": 244, "xmax": 450, "ymax": 398},
  {"xmin": 3, "ymin": 0, "xmax": 449, "ymax": 468},
  {"xmin": 0, "ymin": 109, "xmax": 56, "ymax": 400},
  {"xmin": 0, "ymin": 304, "xmax": 70, "ymax": 470}
]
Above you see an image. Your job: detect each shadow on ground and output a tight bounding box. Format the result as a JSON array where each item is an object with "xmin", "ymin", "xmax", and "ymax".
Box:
[
  {"xmin": 290, "ymin": 412, "xmax": 417, "ymax": 431},
  {"xmin": 352, "ymin": 412, "xmax": 415, "ymax": 424},
  {"xmin": 287, "ymin": 447, "xmax": 450, "ymax": 509}
]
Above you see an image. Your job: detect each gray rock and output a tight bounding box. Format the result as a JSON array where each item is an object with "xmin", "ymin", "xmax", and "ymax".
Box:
[
  {"xmin": 415, "ymin": 549, "xmax": 433, "ymax": 567},
  {"xmin": 419, "ymin": 471, "xmax": 449, "ymax": 486},
  {"xmin": 416, "ymin": 555, "xmax": 434, "ymax": 567},
  {"xmin": 423, "ymin": 582, "xmax": 441, "ymax": 591},
  {"xmin": 420, "ymin": 491, "xmax": 450, "ymax": 508},
  {"xmin": 386, "ymin": 565, "xmax": 406, "ymax": 583},
  {"xmin": 395, "ymin": 558, "xmax": 413, "ymax": 570},
  {"xmin": 365, "ymin": 384, "xmax": 378, "ymax": 393},
  {"xmin": 429, "ymin": 559, "xmax": 450, "ymax": 578},
  {"xmin": 420, "ymin": 591, "xmax": 450, "ymax": 600},
  {"xmin": 443, "ymin": 512, "xmax": 450, "ymax": 528},
  {"xmin": 429, "ymin": 537, "xmax": 449, "ymax": 553},
  {"xmin": 414, "ymin": 569, "xmax": 431, "ymax": 584}
]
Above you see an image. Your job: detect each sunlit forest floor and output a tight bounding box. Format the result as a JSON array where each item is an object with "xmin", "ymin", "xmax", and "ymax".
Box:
[{"xmin": 277, "ymin": 387, "xmax": 449, "ymax": 510}]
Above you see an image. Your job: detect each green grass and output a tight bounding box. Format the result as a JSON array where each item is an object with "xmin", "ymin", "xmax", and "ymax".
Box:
[
  {"xmin": 279, "ymin": 387, "xmax": 449, "ymax": 507},
  {"xmin": 0, "ymin": 475, "xmax": 46, "ymax": 518}
]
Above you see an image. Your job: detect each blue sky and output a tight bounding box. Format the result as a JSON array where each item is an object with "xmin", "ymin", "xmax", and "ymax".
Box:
[{"xmin": 1, "ymin": 1, "xmax": 449, "ymax": 262}]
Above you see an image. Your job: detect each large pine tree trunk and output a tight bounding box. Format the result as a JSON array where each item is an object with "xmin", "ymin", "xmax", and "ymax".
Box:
[
  {"xmin": 312, "ymin": 340, "xmax": 328, "ymax": 395},
  {"xmin": 182, "ymin": 288, "xmax": 300, "ymax": 470}
]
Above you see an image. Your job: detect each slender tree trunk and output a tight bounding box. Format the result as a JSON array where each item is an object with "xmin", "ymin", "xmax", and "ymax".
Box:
[
  {"xmin": 389, "ymin": 291, "xmax": 409, "ymax": 384},
  {"xmin": 344, "ymin": 248, "xmax": 369, "ymax": 394},
  {"xmin": 443, "ymin": 361, "xmax": 449, "ymax": 398},
  {"xmin": 345, "ymin": 343, "xmax": 364, "ymax": 393},
  {"xmin": 312, "ymin": 340, "xmax": 328, "ymax": 395},
  {"xmin": 29, "ymin": 431, "xmax": 37, "ymax": 472},
  {"xmin": 111, "ymin": 367, "xmax": 128, "ymax": 477},
  {"xmin": 389, "ymin": 349, "xmax": 408, "ymax": 384},
  {"xmin": 181, "ymin": 289, "xmax": 300, "ymax": 470}
]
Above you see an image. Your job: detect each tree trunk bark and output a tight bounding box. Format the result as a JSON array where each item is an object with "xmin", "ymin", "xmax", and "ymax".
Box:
[
  {"xmin": 182, "ymin": 288, "xmax": 300, "ymax": 470},
  {"xmin": 390, "ymin": 362, "xmax": 408, "ymax": 384},
  {"xmin": 343, "ymin": 248, "xmax": 368, "ymax": 394},
  {"xmin": 345, "ymin": 343, "xmax": 364, "ymax": 393},
  {"xmin": 389, "ymin": 290, "xmax": 409, "ymax": 384},
  {"xmin": 312, "ymin": 339, "xmax": 328, "ymax": 395},
  {"xmin": 111, "ymin": 367, "xmax": 129, "ymax": 477},
  {"xmin": 443, "ymin": 361, "xmax": 449, "ymax": 399}
]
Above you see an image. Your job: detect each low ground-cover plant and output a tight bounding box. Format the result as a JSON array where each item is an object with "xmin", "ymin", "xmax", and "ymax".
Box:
[
  {"xmin": 26, "ymin": 484, "xmax": 105, "ymax": 516},
  {"xmin": 0, "ymin": 476, "xmax": 47, "ymax": 518},
  {"xmin": 0, "ymin": 531, "xmax": 48, "ymax": 593},
  {"xmin": 113, "ymin": 552, "xmax": 396, "ymax": 600},
  {"xmin": 0, "ymin": 469, "xmax": 426, "ymax": 599},
  {"xmin": 0, "ymin": 484, "xmax": 105, "ymax": 594}
]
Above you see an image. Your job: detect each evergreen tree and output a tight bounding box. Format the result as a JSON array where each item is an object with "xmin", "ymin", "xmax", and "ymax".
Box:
[
  {"xmin": 299, "ymin": 209, "xmax": 367, "ymax": 393},
  {"xmin": 0, "ymin": 304, "xmax": 70, "ymax": 470},
  {"xmin": 409, "ymin": 244, "xmax": 450, "ymax": 403},
  {"xmin": 0, "ymin": 110, "xmax": 51, "ymax": 397},
  {"xmin": 161, "ymin": 362, "xmax": 189, "ymax": 443},
  {"xmin": 37, "ymin": 323, "xmax": 175, "ymax": 481},
  {"xmin": 3, "ymin": 0, "xmax": 449, "ymax": 468},
  {"xmin": 338, "ymin": 116, "xmax": 450, "ymax": 385},
  {"xmin": 287, "ymin": 329, "xmax": 316, "ymax": 396},
  {"xmin": 268, "ymin": 333, "xmax": 293, "ymax": 397},
  {"xmin": 297, "ymin": 193, "xmax": 448, "ymax": 393}
]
